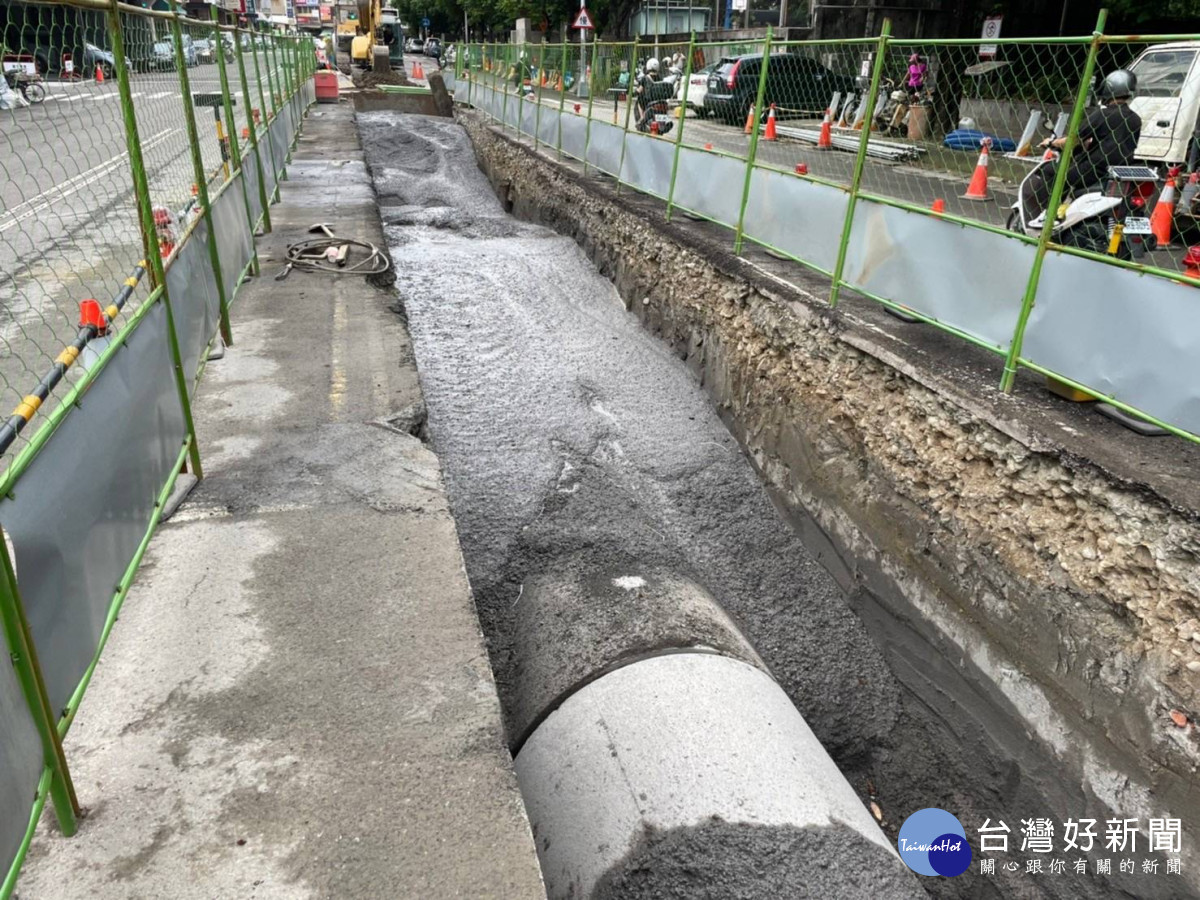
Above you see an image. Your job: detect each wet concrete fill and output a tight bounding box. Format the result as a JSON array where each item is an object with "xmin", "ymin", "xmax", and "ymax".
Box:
[
  {"xmin": 360, "ymin": 111, "xmax": 900, "ymax": 755},
  {"xmin": 357, "ymin": 113, "xmax": 1117, "ymax": 900}
]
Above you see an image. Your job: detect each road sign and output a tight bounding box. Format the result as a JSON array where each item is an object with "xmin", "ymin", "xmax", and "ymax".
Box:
[
  {"xmin": 572, "ymin": 7, "xmax": 594, "ymax": 29},
  {"xmin": 979, "ymin": 15, "xmax": 1002, "ymax": 59},
  {"xmin": 421, "ymin": 16, "xmax": 430, "ymax": 27}
]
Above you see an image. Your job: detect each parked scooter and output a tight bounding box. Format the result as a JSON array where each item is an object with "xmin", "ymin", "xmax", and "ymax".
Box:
[
  {"xmin": 1007, "ymin": 149, "xmax": 1159, "ymax": 258},
  {"xmin": 3, "ymin": 69, "xmax": 44, "ymax": 105}
]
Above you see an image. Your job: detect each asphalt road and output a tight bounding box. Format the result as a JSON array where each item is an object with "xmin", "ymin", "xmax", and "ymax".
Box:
[{"xmin": 0, "ymin": 59, "xmax": 281, "ymax": 453}]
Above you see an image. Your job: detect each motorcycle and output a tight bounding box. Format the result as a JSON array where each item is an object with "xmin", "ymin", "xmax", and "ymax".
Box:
[
  {"xmin": 634, "ymin": 75, "xmax": 675, "ymax": 135},
  {"xmin": 3, "ymin": 69, "xmax": 45, "ymax": 105},
  {"xmin": 1007, "ymin": 149, "xmax": 1159, "ymax": 259}
]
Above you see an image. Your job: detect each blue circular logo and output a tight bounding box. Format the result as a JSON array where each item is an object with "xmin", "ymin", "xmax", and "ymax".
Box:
[{"xmin": 897, "ymin": 808, "xmax": 972, "ymax": 877}]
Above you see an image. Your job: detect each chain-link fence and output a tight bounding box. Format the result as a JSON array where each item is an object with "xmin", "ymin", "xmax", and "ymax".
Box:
[
  {"xmin": 457, "ymin": 19, "xmax": 1200, "ymax": 445},
  {"xmin": 0, "ymin": 3, "xmax": 314, "ymax": 896}
]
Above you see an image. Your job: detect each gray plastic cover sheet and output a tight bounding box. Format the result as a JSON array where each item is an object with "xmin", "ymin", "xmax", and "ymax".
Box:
[
  {"xmin": 166, "ymin": 219, "xmax": 221, "ymax": 387},
  {"xmin": 743, "ymin": 168, "xmax": 851, "ymax": 272},
  {"xmin": 537, "ymin": 105, "xmax": 559, "ymax": 148},
  {"xmin": 586, "ymin": 120, "xmax": 625, "ymax": 176},
  {"xmin": 618, "ymin": 131, "xmax": 674, "ymax": 199},
  {"xmin": 211, "ymin": 175, "xmax": 254, "ymax": 301},
  {"xmin": 842, "ymin": 198, "xmax": 1034, "ymax": 351},
  {"xmin": 243, "ymin": 145, "xmax": 264, "ymax": 229},
  {"xmin": 504, "ymin": 92, "xmax": 520, "ymax": 128},
  {"xmin": 670, "ymin": 147, "xmax": 748, "ymax": 230},
  {"xmin": 1023, "ymin": 250, "xmax": 1200, "ymax": 435},
  {"xmin": 560, "ymin": 111, "xmax": 588, "ymax": 160},
  {"xmin": 520, "ymin": 99, "xmax": 537, "ymax": 136},
  {"xmin": 269, "ymin": 114, "xmax": 288, "ymax": 174},
  {"xmin": 0, "ymin": 635, "xmax": 42, "ymax": 882},
  {"xmin": 0, "ymin": 300, "xmax": 187, "ymax": 715}
]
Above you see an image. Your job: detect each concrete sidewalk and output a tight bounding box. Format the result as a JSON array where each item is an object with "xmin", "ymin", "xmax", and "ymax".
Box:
[{"xmin": 18, "ymin": 103, "xmax": 544, "ymax": 899}]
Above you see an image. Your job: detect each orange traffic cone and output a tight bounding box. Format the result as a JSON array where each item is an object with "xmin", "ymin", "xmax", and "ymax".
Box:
[
  {"xmin": 962, "ymin": 138, "xmax": 992, "ymax": 201},
  {"xmin": 931, "ymin": 198, "xmax": 945, "ymax": 213},
  {"xmin": 1151, "ymin": 167, "xmax": 1180, "ymax": 247},
  {"xmin": 413, "ymin": 61, "xmax": 423, "ymax": 79},
  {"xmin": 95, "ymin": 65, "xmax": 104, "ymax": 84},
  {"xmin": 795, "ymin": 162, "xmax": 808, "ymax": 175},
  {"xmin": 764, "ymin": 104, "xmax": 778, "ymax": 141},
  {"xmin": 79, "ymin": 299, "xmax": 107, "ymax": 335},
  {"xmin": 744, "ymin": 106, "xmax": 755, "ymax": 135},
  {"xmin": 704, "ymin": 142, "xmax": 713, "ymax": 150},
  {"xmin": 816, "ymin": 108, "xmax": 833, "ymax": 150},
  {"xmin": 539, "ymin": 70, "xmax": 547, "ymax": 88}
]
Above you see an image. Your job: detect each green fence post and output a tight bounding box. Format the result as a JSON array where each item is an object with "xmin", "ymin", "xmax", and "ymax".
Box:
[
  {"xmin": 211, "ymin": 8, "xmax": 260, "ymax": 283},
  {"xmin": 557, "ymin": 42, "xmax": 569, "ymax": 156},
  {"xmin": 249, "ymin": 33, "xmax": 282, "ymax": 202},
  {"xmin": 666, "ymin": 32, "xmax": 696, "ymax": 221},
  {"xmin": 733, "ymin": 27, "xmax": 773, "ymax": 254},
  {"xmin": 533, "ymin": 43, "xmax": 544, "ymax": 152},
  {"xmin": 1001, "ymin": 10, "xmax": 1108, "ymax": 392},
  {"xmin": 501, "ymin": 43, "xmax": 511, "ymax": 131},
  {"xmin": 519, "ymin": 42, "xmax": 529, "ymax": 140},
  {"xmin": 828, "ymin": 18, "xmax": 891, "ymax": 306},
  {"xmin": 170, "ymin": 5, "xmax": 232, "ymax": 347},
  {"xmin": 0, "ymin": 545, "xmax": 78, "ymax": 841},
  {"xmin": 582, "ymin": 38, "xmax": 600, "ymax": 174},
  {"xmin": 106, "ymin": 0, "xmax": 203, "ymax": 478},
  {"xmin": 616, "ymin": 36, "xmax": 640, "ymax": 195},
  {"xmin": 263, "ymin": 32, "xmax": 280, "ymax": 117},
  {"xmin": 235, "ymin": 27, "xmax": 272, "ymax": 233}
]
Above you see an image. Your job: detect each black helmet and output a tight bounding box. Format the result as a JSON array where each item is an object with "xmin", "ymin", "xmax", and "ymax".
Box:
[{"xmin": 1098, "ymin": 68, "xmax": 1137, "ymax": 101}]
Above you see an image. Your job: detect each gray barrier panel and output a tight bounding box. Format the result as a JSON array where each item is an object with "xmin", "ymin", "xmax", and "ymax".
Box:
[
  {"xmin": 586, "ymin": 120, "xmax": 625, "ymax": 176},
  {"xmin": 618, "ymin": 131, "xmax": 674, "ymax": 199},
  {"xmin": 444, "ymin": 71, "xmax": 457, "ymax": 92},
  {"xmin": 1024, "ymin": 251, "xmax": 1200, "ymax": 435},
  {"xmin": 243, "ymin": 145, "xmax": 264, "ymax": 229},
  {"xmin": 561, "ymin": 111, "xmax": 588, "ymax": 160},
  {"xmin": 1, "ymin": 301, "xmax": 187, "ymax": 714},
  {"xmin": 0, "ymin": 643, "xmax": 43, "ymax": 881},
  {"xmin": 670, "ymin": 146, "xmax": 750, "ymax": 231},
  {"xmin": 537, "ymin": 105, "xmax": 559, "ymax": 149},
  {"xmin": 505, "ymin": 93, "xmax": 520, "ymax": 129},
  {"xmin": 520, "ymin": 99, "xmax": 537, "ymax": 136},
  {"xmin": 841, "ymin": 198, "xmax": 1034, "ymax": 351},
  {"xmin": 742, "ymin": 168, "xmax": 850, "ymax": 273},
  {"xmin": 166, "ymin": 219, "xmax": 221, "ymax": 386},
  {"xmin": 270, "ymin": 115, "xmax": 289, "ymax": 180},
  {"xmin": 211, "ymin": 175, "xmax": 254, "ymax": 301}
]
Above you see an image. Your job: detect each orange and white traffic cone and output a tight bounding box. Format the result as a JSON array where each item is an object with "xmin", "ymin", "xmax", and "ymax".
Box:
[
  {"xmin": 1151, "ymin": 167, "xmax": 1180, "ymax": 247},
  {"xmin": 816, "ymin": 108, "xmax": 833, "ymax": 150},
  {"xmin": 744, "ymin": 106, "xmax": 755, "ymax": 135},
  {"xmin": 931, "ymin": 198, "xmax": 945, "ymax": 213},
  {"xmin": 962, "ymin": 138, "xmax": 992, "ymax": 201},
  {"xmin": 95, "ymin": 65, "xmax": 104, "ymax": 84},
  {"xmin": 764, "ymin": 103, "xmax": 778, "ymax": 141}
]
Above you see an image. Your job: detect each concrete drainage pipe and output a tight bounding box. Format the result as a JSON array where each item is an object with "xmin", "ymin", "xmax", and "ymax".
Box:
[{"xmin": 509, "ymin": 570, "xmax": 923, "ymax": 899}]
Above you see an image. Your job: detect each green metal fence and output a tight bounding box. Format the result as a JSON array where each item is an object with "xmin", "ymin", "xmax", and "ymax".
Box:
[
  {"xmin": 0, "ymin": 2, "xmax": 315, "ymax": 895},
  {"xmin": 457, "ymin": 17, "xmax": 1200, "ymax": 445}
]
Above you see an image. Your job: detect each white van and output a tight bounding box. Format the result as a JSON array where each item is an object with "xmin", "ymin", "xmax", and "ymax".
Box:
[{"xmin": 1127, "ymin": 41, "xmax": 1200, "ymax": 166}]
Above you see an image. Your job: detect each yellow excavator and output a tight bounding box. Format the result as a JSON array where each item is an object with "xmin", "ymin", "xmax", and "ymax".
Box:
[{"xmin": 348, "ymin": 0, "xmax": 403, "ymax": 71}]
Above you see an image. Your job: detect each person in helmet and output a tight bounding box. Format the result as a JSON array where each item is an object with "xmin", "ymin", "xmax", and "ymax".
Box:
[
  {"xmin": 1041, "ymin": 69, "xmax": 1142, "ymax": 194},
  {"xmin": 635, "ymin": 57, "xmax": 662, "ymax": 131}
]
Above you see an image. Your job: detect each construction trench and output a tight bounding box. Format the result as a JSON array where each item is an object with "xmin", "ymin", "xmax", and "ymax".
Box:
[{"xmin": 358, "ymin": 103, "xmax": 1200, "ymax": 899}]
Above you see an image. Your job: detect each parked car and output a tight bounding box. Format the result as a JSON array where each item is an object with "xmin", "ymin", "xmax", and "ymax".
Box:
[
  {"xmin": 193, "ymin": 39, "xmax": 215, "ymax": 64},
  {"xmin": 82, "ymin": 42, "xmax": 115, "ymax": 78},
  {"xmin": 704, "ymin": 52, "xmax": 857, "ymax": 125},
  {"xmin": 424, "ymin": 38, "xmax": 441, "ymax": 58},
  {"xmin": 406, "ymin": 37, "xmax": 424, "ymax": 53},
  {"xmin": 151, "ymin": 41, "xmax": 175, "ymax": 70},
  {"xmin": 677, "ymin": 61, "xmax": 717, "ymax": 115},
  {"xmin": 1127, "ymin": 42, "xmax": 1200, "ymax": 166}
]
